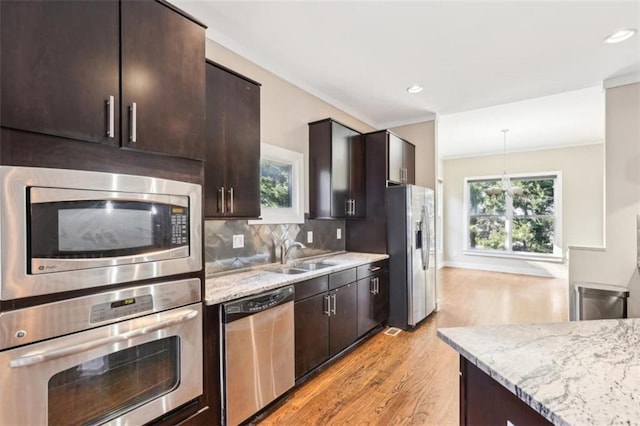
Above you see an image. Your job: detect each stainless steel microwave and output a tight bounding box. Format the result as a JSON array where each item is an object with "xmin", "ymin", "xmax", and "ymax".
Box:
[{"xmin": 0, "ymin": 166, "xmax": 202, "ymax": 300}]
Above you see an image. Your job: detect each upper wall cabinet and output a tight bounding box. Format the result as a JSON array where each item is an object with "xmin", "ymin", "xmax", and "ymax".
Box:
[
  {"xmin": 367, "ymin": 130, "xmax": 415, "ymax": 185},
  {"xmin": 0, "ymin": 0, "xmax": 206, "ymax": 160},
  {"xmin": 204, "ymin": 61, "xmax": 261, "ymax": 219},
  {"xmin": 308, "ymin": 119, "xmax": 365, "ymax": 219}
]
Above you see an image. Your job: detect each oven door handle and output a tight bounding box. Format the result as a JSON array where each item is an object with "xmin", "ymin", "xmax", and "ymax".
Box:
[{"xmin": 8, "ymin": 309, "xmax": 199, "ymax": 368}]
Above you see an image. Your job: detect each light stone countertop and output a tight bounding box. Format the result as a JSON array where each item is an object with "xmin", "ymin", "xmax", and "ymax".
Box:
[
  {"xmin": 438, "ymin": 319, "xmax": 640, "ymax": 426},
  {"xmin": 204, "ymin": 251, "xmax": 389, "ymax": 305}
]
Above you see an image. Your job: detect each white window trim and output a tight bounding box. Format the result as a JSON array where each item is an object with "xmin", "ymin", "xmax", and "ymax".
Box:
[
  {"xmin": 249, "ymin": 143, "xmax": 304, "ymax": 225},
  {"xmin": 462, "ymin": 171, "xmax": 563, "ymax": 261}
]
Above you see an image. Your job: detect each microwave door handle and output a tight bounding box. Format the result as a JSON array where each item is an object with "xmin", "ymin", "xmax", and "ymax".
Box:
[{"xmin": 9, "ymin": 309, "xmax": 199, "ymax": 368}]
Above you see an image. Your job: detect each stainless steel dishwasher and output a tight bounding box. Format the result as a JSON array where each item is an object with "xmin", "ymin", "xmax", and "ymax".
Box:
[{"xmin": 221, "ymin": 285, "xmax": 295, "ymax": 426}]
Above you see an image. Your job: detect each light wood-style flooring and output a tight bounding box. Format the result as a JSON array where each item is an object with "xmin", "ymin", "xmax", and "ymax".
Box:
[{"xmin": 259, "ymin": 267, "xmax": 568, "ymax": 425}]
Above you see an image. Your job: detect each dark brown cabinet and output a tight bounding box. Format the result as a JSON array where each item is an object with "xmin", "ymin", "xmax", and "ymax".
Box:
[
  {"xmin": 120, "ymin": 1, "xmax": 205, "ymax": 160},
  {"xmin": 1, "ymin": 1, "xmax": 119, "ymax": 146},
  {"xmin": 294, "ymin": 292, "xmax": 330, "ymax": 378},
  {"xmin": 356, "ymin": 261, "xmax": 389, "ymax": 336},
  {"xmin": 370, "ymin": 130, "xmax": 416, "ymax": 185},
  {"xmin": 294, "ymin": 269, "xmax": 358, "ymax": 379},
  {"xmin": 0, "ymin": 0, "xmax": 206, "ymax": 160},
  {"xmin": 308, "ymin": 119, "xmax": 365, "ymax": 218},
  {"xmin": 204, "ymin": 61, "xmax": 261, "ymax": 219},
  {"xmin": 346, "ymin": 131, "xmax": 416, "ymax": 253},
  {"xmin": 460, "ymin": 357, "xmax": 552, "ymax": 426},
  {"xmin": 328, "ymin": 283, "xmax": 358, "ymax": 356}
]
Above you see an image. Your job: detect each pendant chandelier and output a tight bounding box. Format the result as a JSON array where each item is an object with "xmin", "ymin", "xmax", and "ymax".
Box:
[{"xmin": 486, "ymin": 129, "xmax": 523, "ymax": 197}]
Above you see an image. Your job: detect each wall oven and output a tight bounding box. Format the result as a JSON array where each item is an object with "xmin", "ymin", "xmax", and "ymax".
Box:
[
  {"xmin": 0, "ymin": 277, "xmax": 202, "ymax": 425},
  {"xmin": 0, "ymin": 166, "xmax": 202, "ymax": 300}
]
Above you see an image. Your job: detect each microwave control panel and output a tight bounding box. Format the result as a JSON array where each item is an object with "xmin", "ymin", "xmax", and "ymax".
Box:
[
  {"xmin": 89, "ymin": 294, "xmax": 154, "ymax": 324},
  {"xmin": 171, "ymin": 210, "xmax": 189, "ymax": 246}
]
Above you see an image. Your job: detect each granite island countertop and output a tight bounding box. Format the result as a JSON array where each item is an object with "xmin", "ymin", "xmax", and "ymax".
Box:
[
  {"xmin": 438, "ymin": 319, "xmax": 640, "ymax": 426},
  {"xmin": 205, "ymin": 251, "xmax": 389, "ymax": 305}
]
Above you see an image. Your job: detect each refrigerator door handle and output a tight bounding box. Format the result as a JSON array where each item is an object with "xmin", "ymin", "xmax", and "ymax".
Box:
[
  {"xmin": 421, "ymin": 206, "xmax": 428, "ymax": 270},
  {"xmin": 425, "ymin": 205, "xmax": 432, "ymax": 270}
]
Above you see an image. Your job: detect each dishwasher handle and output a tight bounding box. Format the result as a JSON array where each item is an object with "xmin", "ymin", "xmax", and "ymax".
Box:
[{"xmin": 222, "ymin": 286, "xmax": 294, "ymax": 323}]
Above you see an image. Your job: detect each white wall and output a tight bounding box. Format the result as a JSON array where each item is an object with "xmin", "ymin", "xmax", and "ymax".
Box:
[
  {"xmin": 443, "ymin": 143, "xmax": 605, "ymax": 278},
  {"xmin": 205, "ymin": 39, "xmax": 375, "ymax": 212},
  {"xmin": 569, "ymin": 82, "xmax": 640, "ymax": 318}
]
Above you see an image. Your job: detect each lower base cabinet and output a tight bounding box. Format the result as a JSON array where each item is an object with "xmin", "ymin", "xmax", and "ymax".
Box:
[
  {"xmin": 460, "ymin": 357, "xmax": 552, "ymax": 425},
  {"xmin": 294, "ymin": 292, "xmax": 330, "ymax": 378},
  {"xmin": 329, "ymin": 283, "xmax": 358, "ymax": 356},
  {"xmin": 356, "ymin": 260, "xmax": 389, "ymax": 337},
  {"xmin": 294, "ymin": 261, "xmax": 389, "ymax": 380},
  {"xmin": 294, "ymin": 269, "xmax": 358, "ymax": 379}
]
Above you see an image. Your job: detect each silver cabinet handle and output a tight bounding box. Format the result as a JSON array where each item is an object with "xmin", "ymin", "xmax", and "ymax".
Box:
[
  {"xmin": 228, "ymin": 188, "xmax": 234, "ymax": 214},
  {"xmin": 370, "ymin": 277, "xmax": 376, "ymax": 295},
  {"xmin": 331, "ymin": 294, "xmax": 337, "ymax": 315},
  {"xmin": 323, "ymin": 295, "xmax": 331, "ymax": 316},
  {"xmin": 9, "ymin": 309, "xmax": 199, "ymax": 368},
  {"xmin": 218, "ymin": 187, "xmax": 226, "ymax": 214},
  {"xmin": 375, "ymin": 277, "xmax": 380, "ymax": 295},
  {"xmin": 345, "ymin": 199, "xmax": 350, "ymax": 216},
  {"xmin": 107, "ymin": 95, "xmax": 114, "ymax": 138},
  {"xmin": 370, "ymin": 266, "xmax": 381, "ymax": 272},
  {"xmin": 130, "ymin": 102, "xmax": 137, "ymax": 142},
  {"xmin": 352, "ymin": 199, "xmax": 356, "ymax": 215}
]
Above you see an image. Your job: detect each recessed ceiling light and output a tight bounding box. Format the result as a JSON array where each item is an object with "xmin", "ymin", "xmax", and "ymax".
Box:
[
  {"xmin": 406, "ymin": 85, "xmax": 423, "ymax": 94},
  {"xmin": 604, "ymin": 28, "xmax": 637, "ymax": 44}
]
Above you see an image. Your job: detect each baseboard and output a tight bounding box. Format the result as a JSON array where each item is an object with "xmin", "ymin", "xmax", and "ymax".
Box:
[{"xmin": 442, "ymin": 261, "xmax": 567, "ymax": 278}]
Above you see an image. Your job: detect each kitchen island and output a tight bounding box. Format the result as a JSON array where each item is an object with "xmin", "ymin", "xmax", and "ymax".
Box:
[{"xmin": 438, "ymin": 319, "xmax": 640, "ymax": 426}]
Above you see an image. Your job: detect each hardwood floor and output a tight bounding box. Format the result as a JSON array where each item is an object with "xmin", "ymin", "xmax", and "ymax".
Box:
[{"xmin": 259, "ymin": 267, "xmax": 568, "ymax": 426}]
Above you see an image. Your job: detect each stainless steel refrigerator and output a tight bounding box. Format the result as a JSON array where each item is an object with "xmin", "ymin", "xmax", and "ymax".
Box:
[{"xmin": 387, "ymin": 185, "xmax": 436, "ymax": 329}]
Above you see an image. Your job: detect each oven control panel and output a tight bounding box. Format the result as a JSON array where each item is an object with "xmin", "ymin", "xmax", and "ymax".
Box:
[
  {"xmin": 90, "ymin": 295, "xmax": 154, "ymax": 324},
  {"xmin": 171, "ymin": 210, "xmax": 189, "ymax": 246}
]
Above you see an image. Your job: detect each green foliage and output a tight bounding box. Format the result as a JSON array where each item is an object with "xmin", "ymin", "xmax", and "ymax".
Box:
[
  {"xmin": 512, "ymin": 179, "xmax": 554, "ymax": 216},
  {"xmin": 469, "ymin": 216, "xmax": 506, "ymax": 250},
  {"xmin": 260, "ymin": 160, "xmax": 292, "ymax": 208},
  {"xmin": 469, "ymin": 181, "xmax": 505, "ymax": 215},
  {"xmin": 469, "ymin": 177, "xmax": 555, "ymax": 254},
  {"xmin": 512, "ymin": 218, "xmax": 554, "ymax": 253}
]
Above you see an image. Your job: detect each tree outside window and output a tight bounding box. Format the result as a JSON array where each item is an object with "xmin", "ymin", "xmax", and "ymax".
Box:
[
  {"xmin": 260, "ymin": 159, "xmax": 292, "ymax": 208},
  {"xmin": 249, "ymin": 143, "xmax": 304, "ymax": 225},
  {"xmin": 467, "ymin": 174, "xmax": 559, "ymax": 257}
]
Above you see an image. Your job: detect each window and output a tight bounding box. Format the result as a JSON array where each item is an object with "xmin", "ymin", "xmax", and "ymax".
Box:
[
  {"xmin": 249, "ymin": 143, "xmax": 304, "ymax": 225},
  {"xmin": 464, "ymin": 172, "xmax": 562, "ymax": 260}
]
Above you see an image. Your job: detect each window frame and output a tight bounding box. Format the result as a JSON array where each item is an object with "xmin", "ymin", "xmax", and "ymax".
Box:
[
  {"xmin": 248, "ymin": 143, "xmax": 304, "ymax": 225},
  {"xmin": 463, "ymin": 171, "xmax": 563, "ymax": 262}
]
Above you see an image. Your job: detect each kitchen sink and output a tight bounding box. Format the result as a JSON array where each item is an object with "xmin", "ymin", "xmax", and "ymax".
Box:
[
  {"xmin": 294, "ymin": 262, "xmax": 334, "ymax": 271},
  {"xmin": 267, "ymin": 267, "xmax": 308, "ymax": 275}
]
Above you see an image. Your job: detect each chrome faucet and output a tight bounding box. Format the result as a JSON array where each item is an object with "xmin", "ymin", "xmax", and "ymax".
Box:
[{"xmin": 280, "ymin": 240, "xmax": 306, "ymax": 264}]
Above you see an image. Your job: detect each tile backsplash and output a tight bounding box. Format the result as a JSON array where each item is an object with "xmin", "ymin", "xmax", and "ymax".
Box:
[{"xmin": 205, "ymin": 215, "xmax": 345, "ymax": 276}]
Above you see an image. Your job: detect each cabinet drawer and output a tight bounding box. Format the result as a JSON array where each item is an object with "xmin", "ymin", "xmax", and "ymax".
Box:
[
  {"xmin": 329, "ymin": 268, "xmax": 356, "ymax": 290},
  {"xmin": 356, "ymin": 260, "xmax": 388, "ymax": 280},
  {"xmin": 294, "ymin": 275, "xmax": 329, "ymax": 301}
]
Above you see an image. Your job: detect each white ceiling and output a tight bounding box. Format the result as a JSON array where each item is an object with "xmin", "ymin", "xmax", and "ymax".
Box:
[
  {"xmin": 438, "ymin": 85, "xmax": 605, "ymax": 158},
  {"xmin": 172, "ymin": 0, "xmax": 639, "ymax": 154}
]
